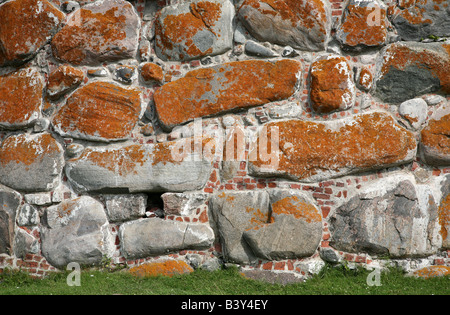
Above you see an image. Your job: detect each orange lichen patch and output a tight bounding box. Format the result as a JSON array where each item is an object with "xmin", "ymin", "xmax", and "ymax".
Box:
[
  {"xmin": 51, "ymin": 2, "xmax": 134, "ymax": 65},
  {"xmin": 245, "ymin": 206, "xmax": 272, "ymax": 230},
  {"xmin": 0, "ymin": 133, "xmax": 62, "ymax": 167},
  {"xmin": 52, "ymin": 81, "xmax": 141, "ymax": 140},
  {"xmin": 47, "ymin": 65, "xmax": 85, "ymax": 97},
  {"xmin": 380, "ymin": 43, "xmax": 450, "ymax": 94},
  {"xmin": 310, "ymin": 56, "xmax": 354, "ymax": 113},
  {"xmin": 153, "ymin": 59, "xmax": 301, "ymax": 129},
  {"xmin": 140, "ymin": 62, "xmax": 164, "ymax": 83},
  {"xmin": 0, "ymin": 0, "xmax": 64, "ymax": 65},
  {"xmin": 396, "ymin": 4, "xmax": 433, "ymax": 25},
  {"xmin": 0, "ymin": 68, "xmax": 43, "ymax": 127},
  {"xmin": 152, "ymin": 137, "xmax": 215, "ymax": 166},
  {"xmin": 421, "ymin": 114, "xmax": 450, "ymax": 156},
  {"xmin": 72, "ymin": 144, "xmax": 147, "ymax": 177},
  {"xmin": 338, "ymin": 3, "xmax": 388, "ymax": 47},
  {"xmin": 155, "ymin": 1, "xmax": 222, "ymax": 60},
  {"xmin": 438, "ymin": 192, "xmax": 449, "ymax": 245},
  {"xmin": 358, "ymin": 66, "xmax": 374, "ymax": 91},
  {"xmin": 129, "ymin": 260, "xmax": 193, "ymax": 278},
  {"xmin": 271, "ymin": 196, "xmax": 321, "ymax": 223},
  {"xmin": 411, "ymin": 266, "xmax": 450, "ymax": 279},
  {"xmin": 251, "ymin": 112, "xmax": 416, "ymax": 181}
]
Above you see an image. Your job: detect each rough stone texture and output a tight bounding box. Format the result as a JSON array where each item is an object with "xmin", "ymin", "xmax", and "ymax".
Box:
[
  {"xmin": 0, "ymin": 0, "xmax": 64, "ymax": 66},
  {"xmin": 357, "ymin": 66, "xmax": 374, "ymax": 91},
  {"xmin": 154, "ymin": 0, "xmax": 234, "ymax": 61},
  {"xmin": 309, "ymin": 55, "xmax": 355, "ymax": 114},
  {"xmin": 40, "ymin": 196, "xmax": 115, "ymax": 268},
  {"xmin": 336, "ymin": 0, "xmax": 388, "ymax": 49},
  {"xmin": 210, "ymin": 189, "xmax": 322, "ymax": 264},
  {"xmin": 46, "ymin": 65, "xmax": 85, "ymax": 99},
  {"xmin": 140, "ymin": 62, "xmax": 164, "ymax": 84},
  {"xmin": 51, "ymin": 0, "xmax": 140, "ymax": 65},
  {"xmin": 398, "ymin": 98, "xmax": 428, "ymax": 130},
  {"xmin": 438, "ymin": 175, "xmax": 449, "ymax": 249},
  {"xmin": 153, "ymin": 59, "xmax": 302, "ymax": 130},
  {"xmin": 390, "ymin": 0, "xmax": 450, "ymax": 41},
  {"xmin": 0, "ymin": 133, "xmax": 64, "ymax": 192},
  {"xmin": 52, "ymin": 81, "xmax": 142, "ymax": 142},
  {"xmin": 161, "ymin": 192, "xmax": 209, "ymax": 216},
  {"xmin": 420, "ymin": 110, "xmax": 450, "ymax": 166},
  {"xmin": 0, "ymin": 185, "xmax": 22, "ymax": 255},
  {"xmin": 65, "ymin": 136, "xmax": 216, "ymax": 193},
  {"xmin": 330, "ymin": 175, "xmax": 441, "ymax": 258},
  {"xmin": 129, "ymin": 260, "xmax": 194, "ymax": 277},
  {"xmin": 249, "ymin": 111, "xmax": 417, "ymax": 182},
  {"xmin": 374, "ymin": 42, "xmax": 450, "ymax": 103},
  {"xmin": 103, "ymin": 194, "xmax": 147, "ymax": 223},
  {"xmin": 410, "ymin": 266, "xmax": 450, "ymax": 279},
  {"xmin": 119, "ymin": 217, "xmax": 214, "ymax": 259},
  {"xmin": 0, "ymin": 67, "xmax": 44, "ymax": 130},
  {"xmin": 13, "ymin": 228, "xmax": 39, "ymax": 259},
  {"xmin": 237, "ymin": 0, "xmax": 331, "ymax": 52}
]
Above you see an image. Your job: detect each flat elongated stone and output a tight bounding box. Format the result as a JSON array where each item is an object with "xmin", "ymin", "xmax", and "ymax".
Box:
[
  {"xmin": 65, "ymin": 136, "xmax": 216, "ymax": 193},
  {"xmin": 0, "ymin": 185, "xmax": 22, "ymax": 255},
  {"xmin": 0, "ymin": 68, "xmax": 44, "ymax": 129},
  {"xmin": 52, "ymin": 81, "xmax": 142, "ymax": 142},
  {"xmin": 51, "ymin": 0, "xmax": 140, "ymax": 65},
  {"xmin": 237, "ymin": 0, "xmax": 331, "ymax": 51},
  {"xmin": 0, "ymin": 133, "xmax": 64, "ymax": 192},
  {"xmin": 154, "ymin": 0, "xmax": 234, "ymax": 61},
  {"xmin": 153, "ymin": 59, "xmax": 302, "ymax": 130},
  {"xmin": 374, "ymin": 42, "xmax": 450, "ymax": 103},
  {"xmin": 248, "ymin": 111, "xmax": 417, "ymax": 182},
  {"xmin": 0, "ymin": 0, "xmax": 64, "ymax": 66}
]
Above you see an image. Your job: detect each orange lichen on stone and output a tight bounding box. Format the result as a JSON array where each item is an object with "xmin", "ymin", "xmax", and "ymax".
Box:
[
  {"xmin": 245, "ymin": 206, "xmax": 272, "ymax": 230},
  {"xmin": 128, "ymin": 260, "xmax": 193, "ymax": 278},
  {"xmin": 338, "ymin": 2, "xmax": 388, "ymax": 47},
  {"xmin": 271, "ymin": 196, "xmax": 321, "ymax": 223},
  {"xmin": 438, "ymin": 193, "xmax": 449, "ymax": 246},
  {"xmin": 152, "ymin": 137, "xmax": 216, "ymax": 166},
  {"xmin": 153, "ymin": 59, "xmax": 302, "ymax": 130},
  {"xmin": 47, "ymin": 65, "xmax": 85, "ymax": 98},
  {"xmin": 251, "ymin": 112, "xmax": 416, "ymax": 181},
  {"xmin": 421, "ymin": 114, "xmax": 450, "ymax": 156},
  {"xmin": 358, "ymin": 66, "xmax": 374, "ymax": 91},
  {"xmin": 396, "ymin": 4, "xmax": 433, "ymax": 25},
  {"xmin": 140, "ymin": 62, "xmax": 164, "ymax": 83},
  {"xmin": 0, "ymin": 133, "xmax": 62, "ymax": 167},
  {"xmin": 0, "ymin": 68, "xmax": 43, "ymax": 128},
  {"xmin": 0, "ymin": 0, "xmax": 64, "ymax": 65},
  {"xmin": 75, "ymin": 144, "xmax": 147, "ymax": 177},
  {"xmin": 52, "ymin": 81, "xmax": 142, "ymax": 141},
  {"xmin": 411, "ymin": 266, "xmax": 450, "ymax": 279}
]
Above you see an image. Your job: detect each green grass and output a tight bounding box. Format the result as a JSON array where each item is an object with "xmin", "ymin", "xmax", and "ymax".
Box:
[{"xmin": 0, "ymin": 264, "xmax": 448, "ymax": 295}]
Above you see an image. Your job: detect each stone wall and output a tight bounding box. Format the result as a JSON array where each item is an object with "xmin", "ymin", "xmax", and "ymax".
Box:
[{"xmin": 0, "ymin": 0, "xmax": 449, "ymax": 280}]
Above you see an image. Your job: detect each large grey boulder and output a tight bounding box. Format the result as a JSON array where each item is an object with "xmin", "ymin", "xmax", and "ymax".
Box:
[
  {"xmin": 330, "ymin": 174, "xmax": 441, "ymax": 258},
  {"xmin": 40, "ymin": 196, "xmax": 115, "ymax": 269},
  {"xmin": 119, "ymin": 217, "xmax": 215, "ymax": 259}
]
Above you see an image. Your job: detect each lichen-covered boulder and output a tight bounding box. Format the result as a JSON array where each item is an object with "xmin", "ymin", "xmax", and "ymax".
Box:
[
  {"xmin": 0, "ymin": 0, "xmax": 64, "ymax": 66},
  {"xmin": 46, "ymin": 65, "xmax": 85, "ymax": 99},
  {"xmin": 420, "ymin": 107, "xmax": 450, "ymax": 166},
  {"xmin": 154, "ymin": 0, "xmax": 234, "ymax": 61},
  {"xmin": 237, "ymin": 0, "xmax": 331, "ymax": 51},
  {"xmin": 51, "ymin": 0, "xmax": 140, "ymax": 65},
  {"xmin": 0, "ymin": 68, "xmax": 44, "ymax": 129}
]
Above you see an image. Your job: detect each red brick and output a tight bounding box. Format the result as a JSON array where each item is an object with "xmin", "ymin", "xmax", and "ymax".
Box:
[{"xmin": 274, "ymin": 261, "xmax": 285, "ymax": 271}]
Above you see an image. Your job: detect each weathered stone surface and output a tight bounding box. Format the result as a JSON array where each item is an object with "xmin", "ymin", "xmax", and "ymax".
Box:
[
  {"xmin": 210, "ymin": 189, "xmax": 321, "ymax": 263},
  {"xmin": 237, "ymin": 0, "xmax": 331, "ymax": 52},
  {"xmin": 129, "ymin": 260, "xmax": 194, "ymax": 278},
  {"xmin": 65, "ymin": 137, "xmax": 216, "ymax": 193},
  {"xmin": 409, "ymin": 266, "xmax": 450, "ymax": 279},
  {"xmin": 390, "ymin": 0, "xmax": 450, "ymax": 41},
  {"xmin": 0, "ymin": 0, "xmax": 64, "ymax": 66},
  {"xmin": 374, "ymin": 42, "xmax": 450, "ymax": 103},
  {"xmin": 119, "ymin": 217, "xmax": 214, "ymax": 259},
  {"xmin": 161, "ymin": 192, "xmax": 209, "ymax": 216},
  {"xmin": 330, "ymin": 174, "xmax": 441, "ymax": 258},
  {"xmin": 0, "ymin": 68, "xmax": 44, "ymax": 129},
  {"xmin": 243, "ymin": 190, "xmax": 322, "ymax": 260},
  {"xmin": 398, "ymin": 98, "xmax": 428, "ymax": 130},
  {"xmin": 13, "ymin": 228, "xmax": 39, "ymax": 259},
  {"xmin": 16, "ymin": 204, "xmax": 39, "ymax": 227},
  {"xmin": 140, "ymin": 62, "xmax": 164, "ymax": 84},
  {"xmin": 420, "ymin": 109, "xmax": 450, "ymax": 166},
  {"xmin": 47, "ymin": 65, "xmax": 85, "ymax": 99},
  {"xmin": 0, "ymin": 133, "xmax": 64, "ymax": 192},
  {"xmin": 51, "ymin": 0, "xmax": 140, "ymax": 65},
  {"xmin": 249, "ymin": 111, "xmax": 416, "ymax": 182},
  {"xmin": 40, "ymin": 196, "xmax": 115, "ymax": 268},
  {"xmin": 309, "ymin": 55, "xmax": 355, "ymax": 114},
  {"xmin": 153, "ymin": 59, "xmax": 302, "ymax": 130},
  {"xmin": 244, "ymin": 40, "xmax": 278, "ymax": 57},
  {"xmin": 336, "ymin": 0, "xmax": 388, "ymax": 49},
  {"xmin": 0, "ymin": 185, "xmax": 22, "ymax": 255},
  {"xmin": 438, "ymin": 175, "xmax": 449, "ymax": 249},
  {"xmin": 357, "ymin": 66, "xmax": 374, "ymax": 91},
  {"xmin": 52, "ymin": 81, "xmax": 142, "ymax": 142},
  {"xmin": 154, "ymin": 0, "xmax": 234, "ymax": 61},
  {"xmin": 103, "ymin": 194, "xmax": 147, "ymax": 223}
]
